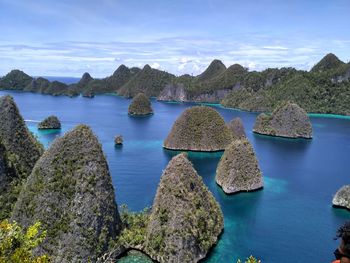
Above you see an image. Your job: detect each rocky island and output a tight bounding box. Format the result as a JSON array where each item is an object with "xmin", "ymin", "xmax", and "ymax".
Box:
[
  {"xmin": 115, "ymin": 135, "xmax": 123, "ymax": 145},
  {"xmin": 12, "ymin": 125, "xmax": 121, "ymax": 262},
  {"xmin": 128, "ymin": 93, "xmax": 153, "ymax": 116},
  {"xmin": 332, "ymin": 185, "xmax": 350, "ymax": 210},
  {"xmin": 164, "ymin": 106, "xmax": 233, "ymax": 151},
  {"xmin": 144, "ymin": 153, "xmax": 224, "ymax": 263},
  {"xmin": 253, "ymin": 101, "xmax": 313, "ymax": 139},
  {"xmin": 216, "ymin": 139, "xmax": 263, "ymax": 194},
  {"xmin": 228, "ymin": 117, "xmax": 246, "ymax": 139},
  {"xmin": 38, "ymin": 115, "xmax": 61, "ymax": 129},
  {"xmin": 0, "ymin": 95, "xmax": 43, "ymax": 219}
]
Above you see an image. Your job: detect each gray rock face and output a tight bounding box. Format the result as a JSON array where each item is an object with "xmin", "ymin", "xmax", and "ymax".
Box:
[
  {"xmin": 145, "ymin": 153, "xmax": 224, "ymax": 263},
  {"xmin": 38, "ymin": 115, "xmax": 61, "ymax": 129},
  {"xmin": 228, "ymin": 117, "xmax": 246, "ymax": 139},
  {"xmin": 0, "ymin": 95, "xmax": 43, "ymax": 219},
  {"xmin": 253, "ymin": 101, "xmax": 313, "ymax": 138},
  {"xmin": 157, "ymin": 83, "xmax": 233, "ymax": 103},
  {"xmin": 333, "ymin": 185, "xmax": 350, "ymax": 210},
  {"xmin": 164, "ymin": 106, "xmax": 233, "ymax": 151},
  {"xmin": 12, "ymin": 125, "xmax": 121, "ymax": 262},
  {"xmin": 216, "ymin": 139, "xmax": 263, "ymax": 194}
]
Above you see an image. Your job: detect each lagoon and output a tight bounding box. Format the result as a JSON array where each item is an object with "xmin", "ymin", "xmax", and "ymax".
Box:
[{"xmin": 1, "ymin": 90, "xmax": 350, "ymax": 262}]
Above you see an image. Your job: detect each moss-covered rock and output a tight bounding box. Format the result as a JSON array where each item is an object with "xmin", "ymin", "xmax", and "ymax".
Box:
[
  {"xmin": 332, "ymin": 185, "xmax": 350, "ymax": 210},
  {"xmin": 12, "ymin": 125, "xmax": 121, "ymax": 262},
  {"xmin": 311, "ymin": 53, "xmax": 345, "ymax": 73},
  {"xmin": 164, "ymin": 106, "xmax": 233, "ymax": 151},
  {"xmin": 128, "ymin": 93, "xmax": 153, "ymax": 116},
  {"xmin": 145, "ymin": 153, "xmax": 223, "ymax": 263},
  {"xmin": 228, "ymin": 117, "xmax": 246, "ymax": 139},
  {"xmin": 216, "ymin": 139, "xmax": 263, "ymax": 194},
  {"xmin": 38, "ymin": 115, "xmax": 61, "ymax": 129},
  {"xmin": 0, "ymin": 95, "xmax": 43, "ymax": 219},
  {"xmin": 253, "ymin": 101, "xmax": 313, "ymax": 138}
]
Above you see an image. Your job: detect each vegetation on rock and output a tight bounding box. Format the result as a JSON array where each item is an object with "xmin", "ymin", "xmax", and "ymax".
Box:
[
  {"xmin": 11, "ymin": 125, "xmax": 121, "ymax": 262},
  {"xmin": 114, "ymin": 135, "xmax": 123, "ymax": 145},
  {"xmin": 253, "ymin": 101, "xmax": 312, "ymax": 138},
  {"xmin": 228, "ymin": 117, "xmax": 246, "ymax": 139},
  {"xmin": 216, "ymin": 139, "xmax": 263, "ymax": 194},
  {"xmin": 38, "ymin": 115, "xmax": 61, "ymax": 129},
  {"xmin": 332, "ymin": 185, "xmax": 350, "ymax": 210},
  {"xmin": 128, "ymin": 93, "xmax": 153, "ymax": 116},
  {"xmin": 164, "ymin": 106, "xmax": 232, "ymax": 151},
  {"xmin": 144, "ymin": 153, "xmax": 224, "ymax": 263},
  {"xmin": 0, "ymin": 96, "xmax": 43, "ymax": 220},
  {"xmin": 0, "ymin": 220, "xmax": 50, "ymax": 263}
]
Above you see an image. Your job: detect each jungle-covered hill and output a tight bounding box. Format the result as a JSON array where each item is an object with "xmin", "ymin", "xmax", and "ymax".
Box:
[{"xmin": 1, "ymin": 53, "xmax": 349, "ymax": 115}]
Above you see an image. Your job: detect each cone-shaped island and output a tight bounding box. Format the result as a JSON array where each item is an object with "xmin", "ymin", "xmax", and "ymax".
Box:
[
  {"xmin": 12, "ymin": 125, "xmax": 121, "ymax": 262},
  {"xmin": 164, "ymin": 106, "xmax": 233, "ymax": 151},
  {"xmin": 216, "ymin": 139, "xmax": 263, "ymax": 194},
  {"xmin": 128, "ymin": 93, "xmax": 153, "ymax": 116},
  {"xmin": 144, "ymin": 153, "xmax": 224, "ymax": 263},
  {"xmin": 253, "ymin": 101, "xmax": 312, "ymax": 139}
]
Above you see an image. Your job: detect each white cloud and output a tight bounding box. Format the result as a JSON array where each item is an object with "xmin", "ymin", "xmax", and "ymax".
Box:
[{"xmin": 151, "ymin": 62, "xmax": 160, "ymax": 69}]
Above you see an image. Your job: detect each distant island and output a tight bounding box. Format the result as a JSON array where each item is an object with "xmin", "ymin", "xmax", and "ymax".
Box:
[{"xmin": 0, "ymin": 53, "xmax": 349, "ymax": 115}]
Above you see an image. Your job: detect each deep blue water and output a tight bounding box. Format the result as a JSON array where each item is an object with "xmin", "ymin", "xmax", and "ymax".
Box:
[{"xmin": 1, "ymin": 90, "xmax": 350, "ymax": 263}]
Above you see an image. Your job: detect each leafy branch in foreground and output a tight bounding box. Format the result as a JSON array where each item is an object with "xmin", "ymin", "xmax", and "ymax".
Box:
[
  {"xmin": 0, "ymin": 220, "xmax": 50, "ymax": 263},
  {"xmin": 237, "ymin": 255, "xmax": 261, "ymax": 263}
]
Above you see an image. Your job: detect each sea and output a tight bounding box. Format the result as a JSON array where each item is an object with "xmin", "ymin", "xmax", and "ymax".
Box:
[{"xmin": 1, "ymin": 86, "xmax": 349, "ymax": 262}]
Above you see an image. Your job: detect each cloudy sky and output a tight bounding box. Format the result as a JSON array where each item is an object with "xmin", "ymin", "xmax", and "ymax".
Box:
[{"xmin": 0, "ymin": 0, "xmax": 349, "ymax": 77}]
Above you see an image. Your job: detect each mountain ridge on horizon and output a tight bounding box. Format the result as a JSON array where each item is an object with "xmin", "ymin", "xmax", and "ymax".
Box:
[{"xmin": 0, "ymin": 52, "xmax": 349, "ymax": 115}]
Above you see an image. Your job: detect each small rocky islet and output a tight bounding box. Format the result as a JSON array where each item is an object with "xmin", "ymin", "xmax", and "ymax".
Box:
[
  {"xmin": 228, "ymin": 117, "xmax": 246, "ymax": 139},
  {"xmin": 253, "ymin": 101, "xmax": 313, "ymax": 139},
  {"xmin": 332, "ymin": 185, "xmax": 350, "ymax": 210},
  {"xmin": 38, "ymin": 115, "xmax": 61, "ymax": 129},
  {"xmin": 164, "ymin": 106, "xmax": 233, "ymax": 151},
  {"xmin": 216, "ymin": 138, "xmax": 263, "ymax": 194},
  {"xmin": 128, "ymin": 93, "xmax": 153, "ymax": 116},
  {"xmin": 115, "ymin": 135, "xmax": 123, "ymax": 145}
]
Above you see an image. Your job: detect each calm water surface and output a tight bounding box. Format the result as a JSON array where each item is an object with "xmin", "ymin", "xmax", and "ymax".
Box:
[{"xmin": 1, "ymin": 90, "xmax": 350, "ymax": 263}]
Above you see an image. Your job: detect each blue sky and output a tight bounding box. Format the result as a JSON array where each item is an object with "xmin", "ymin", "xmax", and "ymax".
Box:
[{"xmin": 0, "ymin": 0, "xmax": 349, "ymax": 77}]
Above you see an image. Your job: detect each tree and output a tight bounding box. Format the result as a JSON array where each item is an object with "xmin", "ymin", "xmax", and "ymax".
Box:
[{"xmin": 0, "ymin": 220, "xmax": 50, "ymax": 263}]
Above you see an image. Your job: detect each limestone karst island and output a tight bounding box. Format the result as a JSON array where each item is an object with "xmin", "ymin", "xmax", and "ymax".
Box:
[{"xmin": 0, "ymin": 1, "xmax": 349, "ymax": 263}]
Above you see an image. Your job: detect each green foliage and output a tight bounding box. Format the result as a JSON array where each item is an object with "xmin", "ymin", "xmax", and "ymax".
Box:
[
  {"xmin": 116, "ymin": 205, "xmax": 150, "ymax": 247},
  {"xmin": 237, "ymin": 256, "xmax": 261, "ymax": 263},
  {"xmin": 0, "ymin": 220, "xmax": 50, "ymax": 263}
]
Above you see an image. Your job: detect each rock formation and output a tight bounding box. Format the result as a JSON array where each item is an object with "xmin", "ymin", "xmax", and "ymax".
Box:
[
  {"xmin": 128, "ymin": 93, "xmax": 153, "ymax": 116},
  {"xmin": 333, "ymin": 185, "xmax": 350, "ymax": 210},
  {"xmin": 0, "ymin": 96, "xmax": 43, "ymax": 219},
  {"xmin": 38, "ymin": 115, "xmax": 61, "ymax": 129},
  {"xmin": 253, "ymin": 101, "xmax": 313, "ymax": 138},
  {"xmin": 164, "ymin": 106, "xmax": 233, "ymax": 151},
  {"xmin": 114, "ymin": 135, "xmax": 123, "ymax": 145},
  {"xmin": 145, "ymin": 153, "xmax": 223, "ymax": 263},
  {"xmin": 12, "ymin": 125, "xmax": 121, "ymax": 262},
  {"xmin": 216, "ymin": 139, "xmax": 263, "ymax": 194},
  {"xmin": 228, "ymin": 117, "xmax": 246, "ymax": 139}
]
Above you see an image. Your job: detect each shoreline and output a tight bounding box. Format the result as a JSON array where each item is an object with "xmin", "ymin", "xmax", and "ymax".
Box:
[{"xmin": 1, "ymin": 89, "xmax": 350, "ymax": 120}]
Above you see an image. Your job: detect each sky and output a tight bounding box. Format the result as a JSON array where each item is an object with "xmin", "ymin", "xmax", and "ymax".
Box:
[{"xmin": 0, "ymin": 0, "xmax": 349, "ymax": 77}]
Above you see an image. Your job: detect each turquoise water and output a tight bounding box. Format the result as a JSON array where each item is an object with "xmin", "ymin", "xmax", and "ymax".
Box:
[{"xmin": 1, "ymin": 90, "xmax": 350, "ymax": 262}]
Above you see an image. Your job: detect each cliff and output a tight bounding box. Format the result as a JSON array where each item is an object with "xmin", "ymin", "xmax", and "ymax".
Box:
[
  {"xmin": 0, "ymin": 95, "xmax": 43, "ymax": 219},
  {"xmin": 144, "ymin": 153, "xmax": 223, "ymax": 262},
  {"xmin": 12, "ymin": 125, "xmax": 121, "ymax": 262}
]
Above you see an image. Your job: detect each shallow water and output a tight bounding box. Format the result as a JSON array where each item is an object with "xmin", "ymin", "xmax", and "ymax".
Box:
[{"xmin": 1, "ymin": 90, "xmax": 350, "ymax": 262}]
